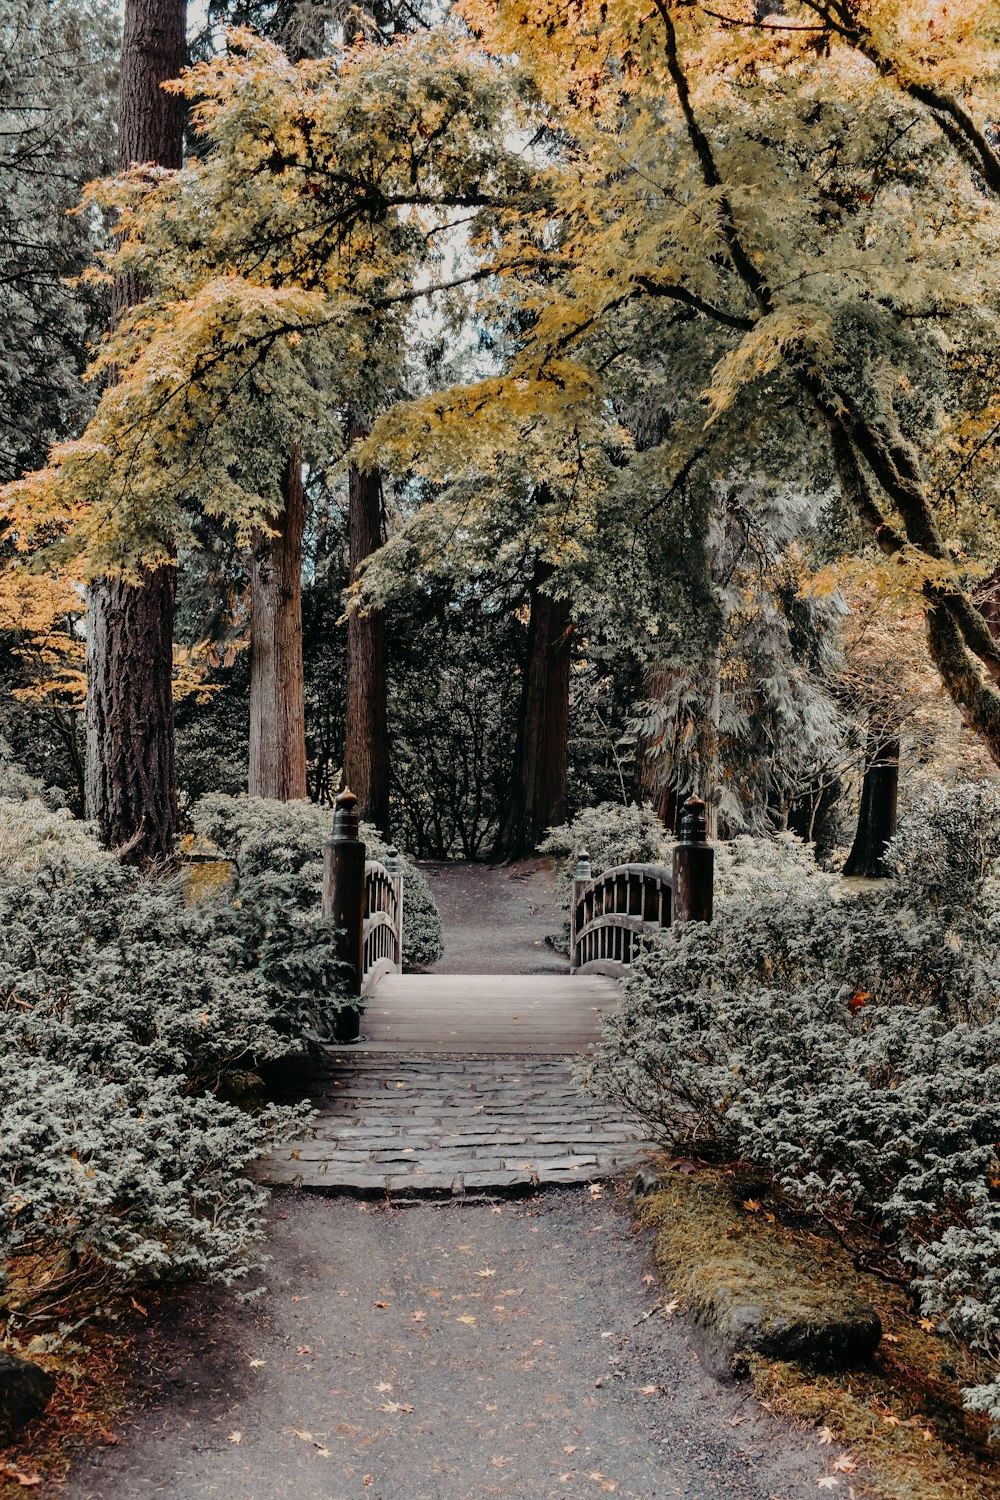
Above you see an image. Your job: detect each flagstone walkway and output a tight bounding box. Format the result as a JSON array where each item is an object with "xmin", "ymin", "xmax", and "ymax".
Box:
[
  {"xmin": 258, "ymin": 1054, "xmax": 655, "ymax": 1197},
  {"xmin": 256, "ymin": 860, "xmax": 654, "ymax": 1197}
]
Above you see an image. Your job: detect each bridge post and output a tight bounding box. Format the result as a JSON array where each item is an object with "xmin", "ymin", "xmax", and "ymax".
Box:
[
  {"xmin": 384, "ymin": 846, "xmax": 405, "ymax": 971},
  {"xmin": 570, "ymin": 851, "xmax": 591, "ymax": 970},
  {"xmin": 673, "ymin": 796, "xmax": 714, "ymax": 924},
  {"xmin": 323, "ymin": 787, "xmax": 366, "ymax": 1039}
]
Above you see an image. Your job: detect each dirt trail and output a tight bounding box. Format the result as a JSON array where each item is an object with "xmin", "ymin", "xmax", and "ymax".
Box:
[
  {"xmin": 420, "ymin": 859, "xmax": 568, "ymax": 975},
  {"xmin": 65, "ymin": 1191, "xmax": 836, "ymax": 1500}
]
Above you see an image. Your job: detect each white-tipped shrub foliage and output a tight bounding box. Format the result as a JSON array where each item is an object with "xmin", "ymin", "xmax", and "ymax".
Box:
[
  {"xmin": 0, "ymin": 853, "xmax": 311, "ymax": 1330},
  {"xmin": 191, "ymin": 793, "xmax": 444, "ymax": 970},
  {"xmin": 587, "ymin": 783, "xmax": 1000, "ymax": 1431}
]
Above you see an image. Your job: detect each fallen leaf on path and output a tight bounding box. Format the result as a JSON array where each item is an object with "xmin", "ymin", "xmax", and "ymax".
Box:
[
  {"xmin": 491, "ymin": 1205, "xmax": 503, "ymax": 1214},
  {"xmin": 4, "ymin": 1471, "xmax": 42, "ymax": 1488},
  {"xmin": 743, "ymin": 1199, "xmax": 761, "ymax": 1213},
  {"xmin": 363, "ymin": 1477, "xmax": 373, "ymax": 1487},
  {"xmin": 588, "ymin": 1185, "xmax": 603, "ymax": 1198},
  {"xmin": 816, "ymin": 1480, "xmax": 840, "ymax": 1491},
  {"xmin": 918, "ymin": 1317, "xmax": 937, "ymax": 1332},
  {"xmin": 375, "ymin": 1382, "xmax": 393, "ymax": 1392},
  {"xmin": 563, "ymin": 1445, "xmax": 577, "ymax": 1454},
  {"xmin": 412, "ymin": 1310, "xmax": 427, "ymax": 1322},
  {"xmin": 491, "ymin": 1456, "xmax": 513, "ymax": 1467},
  {"xmin": 249, "ymin": 1358, "xmax": 266, "ymax": 1369},
  {"xmin": 373, "ymin": 1302, "xmax": 389, "ymax": 1310},
  {"xmin": 661, "ymin": 1299, "xmax": 680, "ymax": 1317},
  {"xmin": 589, "ymin": 1473, "xmax": 617, "ymax": 1492},
  {"xmin": 883, "ymin": 1333, "xmax": 899, "ymax": 1343},
  {"xmin": 227, "ymin": 1431, "xmax": 242, "ymax": 1445},
  {"xmin": 477, "ymin": 1268, "xmax": 496, "ymax": 1278},
  {"xmin": 499, "ymin": 1288, "xmax": 524, "ymax": 1297},
  {"xmin": 130, "ymin": 1297, "xmax": 148, "ymax": 1315},
  {"xmin": 817, "ymin": 1427, "xmax": 836, "ymax": 1445},
  {"xmin": 314, "ymin": 1444, "xmax": 332, "ymax": 1457},
  {"xmin": 285, "ymin": 1429, "xmax": 313, "ymax": 1442},
  {"xmin": 922, "ymin": 1429, "xmax": 934, "ymax": 1441},
  {"xmin": 642, "ymin": 1275, "xmax": 656, "ymax": 1287},
  {"xmin": 378, "ymin": 1402, "xmax": 414, "ymax": 1413},
  {"xmin": 296, "ymin": 1345, "xmax": 313, "ymax": 1355},
  {"xmin": 457, "ymin": 1314, "xmax": 477, "ymax": 1326},
  {"xmin": 640, "ymin": 1385, "xmax": 658, "ymax": 1396},
  {"xmin": 832, "ymin": 1455, "xmax": 857, "ymax": 1473}
]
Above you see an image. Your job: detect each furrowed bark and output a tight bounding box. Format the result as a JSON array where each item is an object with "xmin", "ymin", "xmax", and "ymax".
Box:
[
  {"xmin": 249, "ymin": 447, "xmax": 308, "ymax": 800},
  {"xmin": 493, "ymin": 560, "xmax": 572, "ymax": 860},
  {"xmin": 344, "ymin": 408, "xmax": 390, "ymax": 835},
  {"xmin": 85, "ymin": 0, "xmax": 186, "ymax": 868}
]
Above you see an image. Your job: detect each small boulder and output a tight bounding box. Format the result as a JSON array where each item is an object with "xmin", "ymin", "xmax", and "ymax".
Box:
[
  {"xmin": 0, "ymin": 1349, "xmax": 55, "ymax": 1443},
  {"xmin": 692, "ymin": 1293, "xmax": 882, "ymax": 1381}
]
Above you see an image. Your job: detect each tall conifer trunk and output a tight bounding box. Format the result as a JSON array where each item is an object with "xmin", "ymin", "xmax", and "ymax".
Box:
[
  {"xmin": 344, "ymin": 408, "xmax": 390, "ymax": 833},
  {"xmin": 843, "ymin": 735, "xmax": 899, "ymax": 878},
  {"xmin": 493, "ymin": 560, "xmax": 572, "ymax": 859},
  {"xmin": 248, "ymin": 448, "xmax": 308, "ymax": 800},
  {"xmin": 85, "ymin": 0, "xmax": 185, "ymax": 867}
]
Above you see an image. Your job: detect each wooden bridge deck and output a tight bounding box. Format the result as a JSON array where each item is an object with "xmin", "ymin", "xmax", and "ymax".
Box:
[{"xmin": 351, "ymin": 973, "xmax": 619, "ymax": 1056}]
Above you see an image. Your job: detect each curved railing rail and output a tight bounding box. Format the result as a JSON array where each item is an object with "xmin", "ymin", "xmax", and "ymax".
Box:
[
  {"xmin": 571, "ymin": 861, "xmax": 674, "ymax": 974},
  {"xmin": 363, "ymin": 856, "xmax": 404, "ymax": 993},
  {"xmin": 570, "ymin": 796, "xmax": 714, "ymax": 977}
]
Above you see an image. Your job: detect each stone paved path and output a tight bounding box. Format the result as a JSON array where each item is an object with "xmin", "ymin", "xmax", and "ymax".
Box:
[
  {"xmin": 259, "ymin": 1055, "xmax": 655, "ymax": 1197},
  {"xmin": 257, "ymin": 861, "xmax": 655, "ymax": 1197}
]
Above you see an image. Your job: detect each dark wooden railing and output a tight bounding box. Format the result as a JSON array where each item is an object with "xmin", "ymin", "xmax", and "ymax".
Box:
[
  {"xmin": 570, "ymin": 796, "xmax": 714, "ymax": 976},
  {"xmin": 322, "ymin": 788, "xmax": 404, "ymax": 1041}
]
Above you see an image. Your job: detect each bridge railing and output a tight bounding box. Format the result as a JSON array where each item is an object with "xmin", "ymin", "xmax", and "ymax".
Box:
[
  {"xmin": 570, "ymin": 796, "xmax": 714, "ymax": 976},
  {"xmin": 322, "ymin": 789, "xmax": 404, "ymax": 1040}
]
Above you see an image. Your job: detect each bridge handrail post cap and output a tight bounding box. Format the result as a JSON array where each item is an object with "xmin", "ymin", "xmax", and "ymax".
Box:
[
  {"xmin": 677, "ymin": 795, "xmax": 709, "ymax": 846},
  {"xmin": 333, "ymin": 787, "xmax": 361, "ymax": 842}
]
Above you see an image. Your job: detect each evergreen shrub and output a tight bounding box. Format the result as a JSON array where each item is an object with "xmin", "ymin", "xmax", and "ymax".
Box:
[
  {"xmin": 0, "ymin": 853, "xmax": 310, "ymax": 1329},
  {"xmin": 191, "ymin": 793, "xmax": 444, "ymax": 970},
  {"xmin": 587, "ymin": 784, "xmax": 1000, "ymax": 1431},
  {"xmin": 539, "ymin": 800, "xmax": 671, "ymax": 952}
]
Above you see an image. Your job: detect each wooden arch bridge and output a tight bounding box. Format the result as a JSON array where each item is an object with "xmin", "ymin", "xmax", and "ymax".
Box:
[{"xmin": 320, "ymin": 790, "xmax": 714, "ymax": 1056}]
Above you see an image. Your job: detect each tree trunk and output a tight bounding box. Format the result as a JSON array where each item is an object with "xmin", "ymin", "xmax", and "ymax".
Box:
[
  {"xmin": 493, "ymin": 560, "xmax": 572, "ymax": 859},
  {"xmin": 843, "ymin": 735, "xmax": 899, "ymax": 878},
  {"xmin": 249, "ymin": 447, "xmax": 308, "ymax": 800},
  {"xmin": 85, "ymin": 0, "xmax": 185, "ymax": 868},
  {"xmin": 344, "ymin": 410, "xmax": 390, "ymax": 833}
]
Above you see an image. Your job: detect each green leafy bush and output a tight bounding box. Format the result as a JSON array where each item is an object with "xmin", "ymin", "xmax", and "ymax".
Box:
[
  {"xmin": 0, "ymin": 855, "xmax": 310, "ymax": 1329},
  {"xmin": 190, "ymin": 793, "xmax": 444, "ymax": 970},
  {"xmin": 587, "ymin": 784, "xmax": 1000, "ymax": 1432}
]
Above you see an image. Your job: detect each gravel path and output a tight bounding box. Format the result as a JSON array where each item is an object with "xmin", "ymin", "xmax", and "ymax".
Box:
[
  {"xmin": 65, "ymin": 1191, "xmax": 835, "ymax": 1500},
  {"xmin": 421, "ymin": 860, "xmax": 568, "ymax": 975}
]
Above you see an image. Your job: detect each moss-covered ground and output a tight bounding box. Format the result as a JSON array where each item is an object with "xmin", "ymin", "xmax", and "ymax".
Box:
[{"xmin": 640, "ymin": 1163, "xmax": 999, "ymax": 1500}]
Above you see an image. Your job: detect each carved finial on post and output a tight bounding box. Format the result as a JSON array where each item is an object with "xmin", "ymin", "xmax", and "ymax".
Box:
[
  {"xmin": 323, "ymin": 787, "xmax": 366, "ymax": 1039},
  {"xmin": 571, "ymin": 850, "xmax": 593, "ymax": 971},
  {"xmin": 384, "ymin": 845, "xmax": 400, "ymax": 876},
  {"xmin": 673, "ymin": 795, "xmax": 714, "ymax": 924}
]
